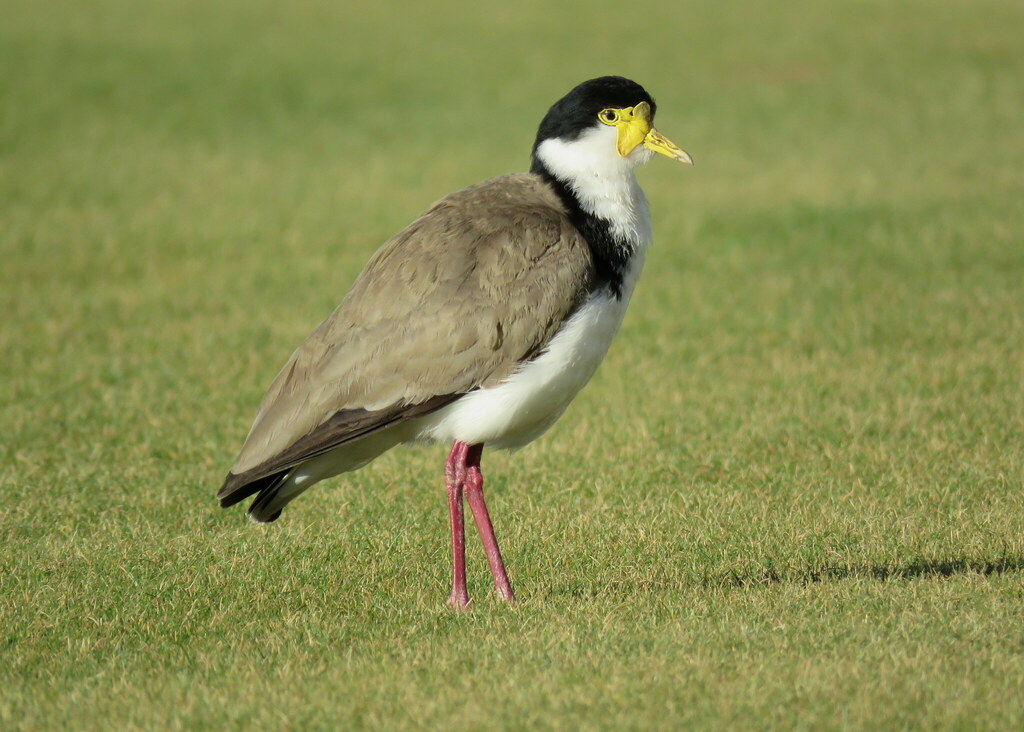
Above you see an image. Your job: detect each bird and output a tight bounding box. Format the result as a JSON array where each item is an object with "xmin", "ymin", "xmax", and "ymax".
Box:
[{"xmin": 217, "ymin": 76, "xmax": 692, "ymax": 608}]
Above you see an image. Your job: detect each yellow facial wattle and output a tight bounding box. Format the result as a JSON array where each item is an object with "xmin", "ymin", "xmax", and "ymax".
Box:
[{"xmin": 598, "ymin": 101, "xmax": 693, "ymax": 165}]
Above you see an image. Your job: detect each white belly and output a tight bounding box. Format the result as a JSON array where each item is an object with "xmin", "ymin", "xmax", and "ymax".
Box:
[{"xmin": 413, "ymin": 276, "xmax": 639, "ymax": 449}]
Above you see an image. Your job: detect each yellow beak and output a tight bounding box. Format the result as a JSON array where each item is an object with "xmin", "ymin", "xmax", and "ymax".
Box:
[{"xmin": 616, "ymin": 101, "xmax": 693, "ymax": 165}]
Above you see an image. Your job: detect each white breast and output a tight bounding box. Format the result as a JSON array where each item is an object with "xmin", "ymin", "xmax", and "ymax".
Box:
[{"xmin": 413, "ymin": 250, "xmax": 646, "ymax": 450}]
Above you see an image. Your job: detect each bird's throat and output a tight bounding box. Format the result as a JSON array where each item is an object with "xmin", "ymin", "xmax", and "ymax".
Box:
[{"xmin": 531, "ymin": 157, "xmax": 645, "ymax": 299}]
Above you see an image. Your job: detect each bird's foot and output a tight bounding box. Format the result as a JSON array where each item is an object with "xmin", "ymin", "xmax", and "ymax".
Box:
[
  {"xmin": 446, "ymin": 592, "xmax": 471, "ymax": 610},
  {"xmin": 495, "ymin": 585, "xmax": 516, "ymax": 604}
]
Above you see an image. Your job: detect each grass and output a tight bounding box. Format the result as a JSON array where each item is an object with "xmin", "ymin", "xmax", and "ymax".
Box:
[{"xmin": 3, "ymin": 0, "xmax": 1024, "ymax": 728}]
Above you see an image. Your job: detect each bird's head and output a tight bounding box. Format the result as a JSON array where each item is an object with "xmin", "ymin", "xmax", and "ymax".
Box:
[{"xmin": 531, "ymin": 76, "xmax": 692, "ymax": 182}]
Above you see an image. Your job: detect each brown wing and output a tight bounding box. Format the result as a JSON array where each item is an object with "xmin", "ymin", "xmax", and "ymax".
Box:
[{"xmin": 217, "ymin": 173, "xmax": 595, "ymax": 504}]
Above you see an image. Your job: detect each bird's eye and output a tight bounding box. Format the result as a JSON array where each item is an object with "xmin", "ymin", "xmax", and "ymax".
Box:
[{"xmin": 598, "ymin": 109, "xmax": 617, "ymax": 124}]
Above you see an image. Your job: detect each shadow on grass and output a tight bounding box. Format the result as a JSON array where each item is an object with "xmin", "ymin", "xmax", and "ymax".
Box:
[
  {"xmin": 548, "ymin": 556, "xmax": 1024, "ymax": 600},
  {"xmin": 715, "ymin": 555, "xmax": 1024, "ymax": 589}
]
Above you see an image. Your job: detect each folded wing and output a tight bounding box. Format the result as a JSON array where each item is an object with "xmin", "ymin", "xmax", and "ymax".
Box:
[{"xmin": 217, "ymin": 173, "xmax": 595, "ymax": 505}]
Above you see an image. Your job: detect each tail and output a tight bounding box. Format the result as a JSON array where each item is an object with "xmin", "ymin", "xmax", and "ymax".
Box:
[
  {"xmin": 217, "ymin": 469, "xmax": 296, "ymax": 523},
  {"xmin": 246, "ymin": 473, "xmax": 295, "ymax": 523}
]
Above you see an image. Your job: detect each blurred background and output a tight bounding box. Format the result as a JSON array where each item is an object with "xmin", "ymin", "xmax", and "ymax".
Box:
[{"xmin": 2, "ymin": 0, "xmax": 1023, "ymax": 727}]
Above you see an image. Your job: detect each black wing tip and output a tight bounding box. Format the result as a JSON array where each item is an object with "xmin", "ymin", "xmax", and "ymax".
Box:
[
  {"xmin": 249, "ymin": 508, "xmax": 282, "ymax": 523},
  {"xmin": 217, "ymin": 470, "xmax": 272, "ymax": 509}
]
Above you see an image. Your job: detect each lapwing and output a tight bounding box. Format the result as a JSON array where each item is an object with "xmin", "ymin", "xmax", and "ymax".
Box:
[{"xmin": 217, "ymin": 76, "xmax": 692, "ymax": 607}]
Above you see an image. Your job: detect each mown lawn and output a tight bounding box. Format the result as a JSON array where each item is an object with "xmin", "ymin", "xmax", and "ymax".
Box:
[{"xmin": 2, "ymin": 0, "xmax": 1023, "ymax": 728}]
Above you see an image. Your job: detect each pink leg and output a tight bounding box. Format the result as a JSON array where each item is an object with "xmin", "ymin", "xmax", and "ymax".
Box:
[
  {"xmin": 445, "ymin": 442, "xmax": 470, "ymax": 609},
  {"xmin": 463, "ymin": 443, "xmax": 516, "ymax": 603}
]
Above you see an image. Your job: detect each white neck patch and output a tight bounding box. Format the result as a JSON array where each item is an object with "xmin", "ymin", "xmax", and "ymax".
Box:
[{"xmin": 535, "ymin": 123, "xmax": 654, "ymax": 246}]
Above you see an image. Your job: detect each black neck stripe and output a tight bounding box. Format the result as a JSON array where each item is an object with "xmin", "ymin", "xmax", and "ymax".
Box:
[{"xmin": 531, "ymin": 159, "xmax": 634, "ymax": 299}]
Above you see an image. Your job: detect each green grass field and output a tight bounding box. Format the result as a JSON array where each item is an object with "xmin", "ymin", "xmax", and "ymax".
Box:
[{"xmin": 3, "ymin": 0, "xmax": 1024, "ymax": 728}]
